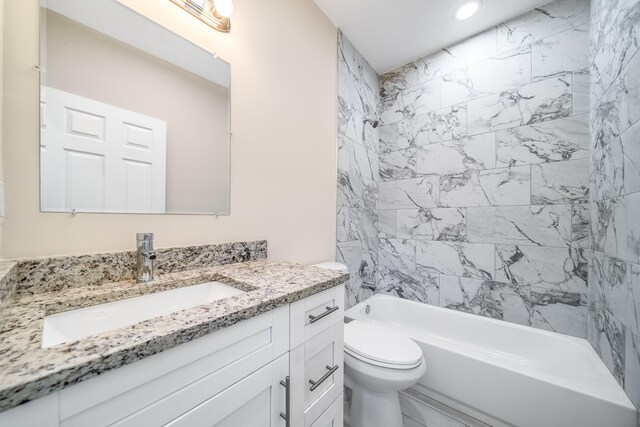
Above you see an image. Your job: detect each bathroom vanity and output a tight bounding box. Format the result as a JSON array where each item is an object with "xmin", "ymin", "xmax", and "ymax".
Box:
[{"xmin": 0, "ymin": 241, "xmax": 347, "ymax": 426}]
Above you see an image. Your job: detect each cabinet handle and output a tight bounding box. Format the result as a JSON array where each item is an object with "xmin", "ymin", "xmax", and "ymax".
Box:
[
  {"xmin": 309, "ymin": 365, "xmax": 339, "ymax": 391},
  {"xmin": 279, "ymin": 376, "xmax": 290, "ymax": 427},
  {"xmin": 308, "ymin": 306, "xmax": 339, "ymax": 323}
]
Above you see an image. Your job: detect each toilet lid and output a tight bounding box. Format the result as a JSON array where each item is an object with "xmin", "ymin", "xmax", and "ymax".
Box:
[{"xmin": 344, "ymin": 321, "xmax": 423, "ymax": 368}]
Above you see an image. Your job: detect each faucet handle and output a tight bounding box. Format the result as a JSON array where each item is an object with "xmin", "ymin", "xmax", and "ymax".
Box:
[{"xmin": 136, "ymin": 232, "xmax": 154, "ymax": 242}]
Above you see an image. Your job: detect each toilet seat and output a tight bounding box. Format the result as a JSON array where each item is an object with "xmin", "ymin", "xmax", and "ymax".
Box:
[{"xmin": 344, "ymin": 321, "xmax": 423, "ymax": 370}]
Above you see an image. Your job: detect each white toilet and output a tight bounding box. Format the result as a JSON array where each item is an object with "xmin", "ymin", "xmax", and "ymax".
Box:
[
  {"xmin": 343, "ymin": 320, "xmax": 426, "ymax": 427},
  {"xmin": 313, "ymin": 262, "xmax": 426, "ymax": 427}
]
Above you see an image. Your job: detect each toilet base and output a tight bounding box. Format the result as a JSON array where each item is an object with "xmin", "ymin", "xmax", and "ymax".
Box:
[{"xmin": 348, "ymin": 383, "xmax": 403, "ymax": 427}]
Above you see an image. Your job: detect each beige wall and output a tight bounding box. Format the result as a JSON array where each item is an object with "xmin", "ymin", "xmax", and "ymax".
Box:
[
  {"xmin": 2, "ymin": 0, "xmax": 338, "ymax": 262},
  {"xmin": 44, "ymin": 10, "xmax": 231, "ymax": 214},
  {"xmin": 0, "ymin": 0, "xmax": 4, "ymax": 250}
]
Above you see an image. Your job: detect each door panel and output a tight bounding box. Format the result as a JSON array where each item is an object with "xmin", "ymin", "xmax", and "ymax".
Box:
[{"xmin": 41, "ymin": 87, "xmax": 167, "ymax": 213}]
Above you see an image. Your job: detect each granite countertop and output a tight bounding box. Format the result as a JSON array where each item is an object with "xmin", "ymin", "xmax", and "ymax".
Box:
[{"xmin": 0, "ymin": 259, "xmax": 348, "ymax": 412}]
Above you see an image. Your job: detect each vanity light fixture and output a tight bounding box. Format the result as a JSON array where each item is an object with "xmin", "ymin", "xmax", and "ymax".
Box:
[
  {"xmin": 170, "ymin": 0, "xmax": 233, "ymax": 33},
  {"xmin": 455, "ymin": 1, "xmax": 481, "ymax": 20}
]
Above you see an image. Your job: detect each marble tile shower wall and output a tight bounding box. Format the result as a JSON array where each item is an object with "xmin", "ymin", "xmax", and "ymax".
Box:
[
  {"xmin": 588, "ymin": 0, "xmax": 640, "ymax": 413},
  {"xmin": 376, "ymin": 0, "xmax": 591, "ymax": 337},
  {"xmin": 337, "ymin": 32, "xmax": 380, "ymax": 308}
]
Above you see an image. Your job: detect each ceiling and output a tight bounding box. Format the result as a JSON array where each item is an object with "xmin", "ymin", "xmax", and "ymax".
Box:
[{"xmin": 313, "ymin": 0, "xmax": 552, "ymax": 74}]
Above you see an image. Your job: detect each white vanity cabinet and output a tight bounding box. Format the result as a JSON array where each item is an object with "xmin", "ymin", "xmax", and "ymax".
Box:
[{"xmin": 0, "ymin": 284, "xmax": 345, "ymax": 427}]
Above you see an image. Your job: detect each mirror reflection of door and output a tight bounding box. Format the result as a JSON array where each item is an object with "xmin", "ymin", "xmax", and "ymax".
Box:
[{"xmin": 41, "ymin": 87, "xmax": 167, "ymax": 213}]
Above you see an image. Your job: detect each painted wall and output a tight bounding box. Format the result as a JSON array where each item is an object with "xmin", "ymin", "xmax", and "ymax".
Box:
[
  {"xmin": 588, "ymin": 0, "xmax": 640, "ymax": 414},
  {"xmin": 336, "ymin": 32, "xmax": 379, "ymax": 308},
  {"xmin": 44, "ymin": 10, "xmax": 230, "ymax": 214},
  {"xmin": 375, "ymin": 0, "xmax": 591, "ymax": 337},
  {"xmin": 2, "ymin": 0, "xmax": 338, "ymax": 262}
]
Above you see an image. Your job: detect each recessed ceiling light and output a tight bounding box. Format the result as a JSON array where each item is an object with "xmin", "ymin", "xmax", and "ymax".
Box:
[{"xmin": 455, "ymin": 1, "xmax": 481, "ymax": 20}]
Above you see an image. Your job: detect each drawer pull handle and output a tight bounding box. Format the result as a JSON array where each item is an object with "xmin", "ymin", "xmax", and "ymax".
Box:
[
  {"xmin": 308, "ymin": 306, "xmax": 339, "ymax": 324},
  {"xmin": 309, "ymin": 365, "xmax": 339, "ymax": 391},
  {"xmin": 280, "ymin": 376, "xmax": 290, "ymax": 426}
]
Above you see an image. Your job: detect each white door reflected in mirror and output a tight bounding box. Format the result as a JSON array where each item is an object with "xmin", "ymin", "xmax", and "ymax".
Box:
[{"xmin": 39, "ymin": 0, "xmax": 231, "ymax": 215}]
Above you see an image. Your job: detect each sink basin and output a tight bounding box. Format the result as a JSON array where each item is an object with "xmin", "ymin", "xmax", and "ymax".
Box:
[{"xmin": 42, "ymin": 281, "xmax": 245, "ymax": 348}]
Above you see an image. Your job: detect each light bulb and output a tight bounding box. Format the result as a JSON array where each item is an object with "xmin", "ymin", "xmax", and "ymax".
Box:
[
  {"xmin": 214, "ymin": 0, "xmax": 233, "ymax": 17},
  {"xmin": 455, "ymin": 1, "xmax": 480, "ymax": 20}
]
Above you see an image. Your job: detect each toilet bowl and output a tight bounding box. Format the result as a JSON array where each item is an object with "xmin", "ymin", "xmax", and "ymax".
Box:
[
  {"xmin": 343, "ymin": 320, "xmax": 426, "ymax": 427},
  {"xmin": 312, "ymin": 262, "xmax": 426, "ymax": 427}
]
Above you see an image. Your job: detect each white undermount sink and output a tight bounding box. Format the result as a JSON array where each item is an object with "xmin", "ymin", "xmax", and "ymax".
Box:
[{"xmin": 42, "ymin": 281, "xmax": 245, "ymax": 348}]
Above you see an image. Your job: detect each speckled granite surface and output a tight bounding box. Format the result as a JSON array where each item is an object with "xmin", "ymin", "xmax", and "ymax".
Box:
[
  {"xmin": 14, "ymin": 240, "xmax": 267, "ymax": 295},
  {"xmin": 0, "ymin": 259, "xmax": 347, "ymax": 412}
]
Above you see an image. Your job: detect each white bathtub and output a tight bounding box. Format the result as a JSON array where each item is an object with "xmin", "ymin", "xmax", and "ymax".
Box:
[{"xmin": 344, "ymin": 295, "xmax": 637, "ymax": 427}]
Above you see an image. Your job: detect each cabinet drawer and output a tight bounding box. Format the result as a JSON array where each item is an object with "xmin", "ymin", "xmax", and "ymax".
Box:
[
  {"xmin": 165, "ymin": 353, "xmax": 288, "ymax": 427},
  {"xmin": 290, "ymin": 322, "xmax": 344, "ymax": 427},
  {"xmin": 59, "ymin": 305, "xmax": 289, "ymax": 427},
  {"xmin": 310, "ymin": 394, "xmax": 344, "ymax": 427},
  {"xmin": 290, "ymin": 284, "xmax": 344, "ymax": 349}
]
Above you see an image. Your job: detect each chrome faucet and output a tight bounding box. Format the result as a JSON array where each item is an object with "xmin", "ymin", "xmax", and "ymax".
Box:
[{"xmin": 136, "ymin": 233, "xmax": 158, "ymax": 283}]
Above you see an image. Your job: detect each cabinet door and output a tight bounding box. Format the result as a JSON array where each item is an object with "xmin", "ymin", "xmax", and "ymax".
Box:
[
  {"xmin": 290, "ymin": 322, "xmax": 344, "ymax": 427},
  {"xmin": 165, "ymin": 353, "xmax": 289, "ymax": 427},
  {"xmin": 310, "ymin": 394, "xmax": 344, "ymax": 427}
]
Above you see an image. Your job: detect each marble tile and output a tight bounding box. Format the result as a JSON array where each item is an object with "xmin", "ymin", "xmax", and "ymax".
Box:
[
  {"xmin": 380, "ymin": 92, "xmax": 406, "ymax": 125},
  {"xmin": 379, "ymin": 148, "xmax": 417, "ymax": 181},
  {"xmin": 439, "ymin": 276, "xmax": 530, "ymax": 325},
  {"xmin": 590, "ymin": 197, "xmax": 628, "ymax": 258},
  {"xmin": 337, "ymin": 134, "xmax": 351, "ymax": 173},
  {"xmin": 573, "ymin": 70, "xmax": 590, "ymax": 115},
  {"xmin": 467, "ymin": 75, "xmax": 573, "ymax": 135},
  {"xmin": 338, "ymin": 97, "xmax": 363, "ymax": 144},
  {"xmin": 416, "ymin": 241, "xmax": 494, "ymax": 280},
  {"xmin": 337, "ymin": 241, "xmax": 364, "ymax": 308},
  {"xmin": 532, "ymin": 24, "xmax": 589, "ymax": 81},
  {"xmin": 591, "ymin": 137, "xmax": 625, "ymax": 202},
  {"xmin": 571, "ymin": 203, "xmax": 589, "ymax": 249},
  {"xmin": 497, "ymin": 0, "xmax": 590, "ymax": 53},
  {"xmin": 337, "ymin": 170, "xmax": 364, "ymax": 208},
  {"xmin": 467, "ymin": 205, "xmax": 572, "ymax": 247},
  {"xmin": 624, "ymin": 330, "xmax": 640, "ymax": 411},
  {"xmin": 412, "ymin": 105, "xmax": 468, "ymax": 145},
  {"xmin": 439, "ymin": 275, "xmax": 485, "ymax": 314},
  {"xmin": 439, "ymin": 166, "xmax": 531, "ymax": 208},
  {"xmin": 417, "ymin": 134, "xmax": 496, "ymax": 175},
  {"xmin": 379, "ymin": 119, "xmax": 414, "ymax": 153},
  {"xmin": 380, "ymin": 62, "xmax": 419, "ymax": 98},
  {"xmin": 588, "ymin": 303, "xmax": 627, "ymax": 384},
  {"xmin": 377, "ymin": 266, "xmax": 440, "ymax": 305},
  {"xmin": 627, "ymin": 192, "xmax": 640, "ymax": 264},
  {"xmin": 495, "ymin": 245, "xmax": 587, "ymax": 293},
  {"xmin": 396, "ymin": 208, "xmax": 466, "ymax": 241},
  {"xmin": 379, "ymin": 238, "xmax": 417, "ymax": 270},
  {"xmin": 350, "ymin": 141, "xmax": 377, "ymax": 181},
  {"xmin": 378, "ymin": 210, "xmax": 397, "ymax": 238},
  {"xmin": 338, "ymin": 31, "xmax": 379, "ymax": 117},
  {"xmin": 416, "ymin": 29, "xmax": 498, "ymax": 83},
  {"xmin": 530, "ymin": 287, "xmax": 587, "ymax": 337},
  {"xmin": 379, "ymin": 177, "xmax": 439, "ymax": 209},
  {"xmin": 591, "ymin": 67, "xmax": 630, "ymax": 150},
  {"xmin": 337, "ymin": 208, "xmax": 377, "ymax": 243},
  {"xmin": 483, "ymin": 281, "xmax": 531, "ymax": 325},
  {"xmin": 495, "ymin": 114, "xmax": 590, "ymax": 167},
  {"xmin": 362, "ymin": 178, "xmax": 377, "ymax": 210},
  {"xmin": 590, "ymin": 0, "xmax": 640, "ymax": 104},
  {"xmin": 621, "ymin": 119, "xmax": 640, "ymax": 196},
  {"xmin": 402, "ymin": 79, "xmax": 442, "ymax": 117},
  {"xmin": 441, "ymin": 46, "xmax": 532, "ymax": 106},
  {"xmin": 531, "ymin": 158, "xmax": 589, "ymax": 204}
]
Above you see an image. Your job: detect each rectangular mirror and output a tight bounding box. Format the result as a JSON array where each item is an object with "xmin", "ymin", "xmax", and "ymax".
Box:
[{"xmin": 39, "ymin": 0, "xmax": 231, "ymax": 215}]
